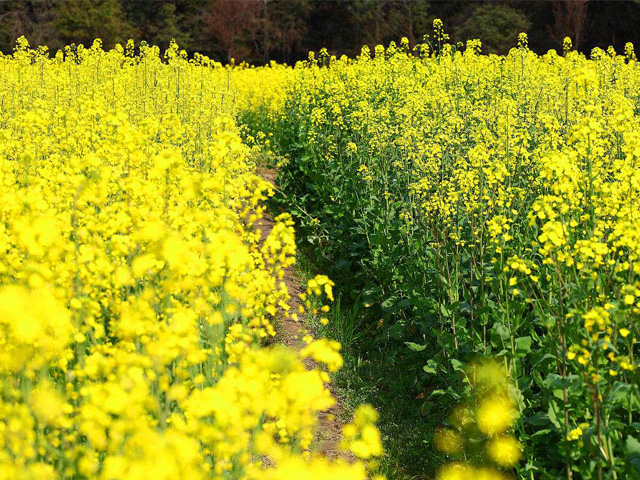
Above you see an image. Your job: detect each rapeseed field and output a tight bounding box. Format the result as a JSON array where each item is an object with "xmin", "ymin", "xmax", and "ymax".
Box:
[{"xmin": 2, "ymin": 19, "xmax": 640, "ymax": 480}]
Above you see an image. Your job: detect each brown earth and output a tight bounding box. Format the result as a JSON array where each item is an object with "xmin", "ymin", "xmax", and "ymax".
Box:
[{"xmin": 255, "ymin": 167, "xmax": 353, "ymax": 461}]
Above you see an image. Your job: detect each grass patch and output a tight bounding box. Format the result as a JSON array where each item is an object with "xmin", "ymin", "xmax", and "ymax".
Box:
[{"xmin": 295, "ymin": 254, "xmax": 446, "ymax": 480}]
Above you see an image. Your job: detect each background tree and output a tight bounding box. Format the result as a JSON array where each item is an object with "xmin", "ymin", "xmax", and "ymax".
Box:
[
  {"xmin": 201, "ymin": 0, "xmax": 310, "ymax": 64},
  {"xmin": 201, "ymin": 0, "xmax": 261, "ymax": 62},
  {"xmin": 304, "ymin": 0, "xmax": 356, "ymax": 57},
  {"xmin": 54, "ymin": 0, "xmax": 136, "ymax": 48},
  {"xmin": 0, "ymin": 0, "xmax": 56, "ymax": 49},
  {"xmin": 398, "ymin": 0, "xmax": 430, "ymax": 47},
  {"xmin": 452, "ymin": 2, "xmax": 531, "ymax": 54},
  {"xmin": 342, "ymin": 0, "xmax": 390, "ymax": 47},
  {"xmin": 549, "ymin": 0, "xmax": 589, "ymax": 49},
  {"xmin": 2, "ymin": 0, "xmax": 640, "ymax": 62},
  {"xmin": 251, "ymin": 0, "xmax": 311, "ymax": 63},
  {"xmin": 121, "ymin": 0, "xmax": 197, "ymax": 50}
]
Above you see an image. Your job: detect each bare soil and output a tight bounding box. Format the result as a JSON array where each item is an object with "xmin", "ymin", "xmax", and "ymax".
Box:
[{"xmin": 255, "ymin": 167, "xmax": 353, "ymax": 461}]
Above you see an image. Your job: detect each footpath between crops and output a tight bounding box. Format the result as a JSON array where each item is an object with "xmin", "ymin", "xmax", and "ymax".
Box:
[
  {"xmin": 255, "ymin": 167, "xmax": 353, "ymax": 461},
  {"xmin": 251, "ymin": 163, "xmax": 442, "ymax": 480}
]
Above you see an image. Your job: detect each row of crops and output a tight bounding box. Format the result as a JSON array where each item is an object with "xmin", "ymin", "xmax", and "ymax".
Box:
[
  {"xmin": 246, "ymin": 34, "xmax": 640, "ymax": 479},
  {"xmin": 0, "ymin": 40, "xmax": 382, "ymax": 479}
]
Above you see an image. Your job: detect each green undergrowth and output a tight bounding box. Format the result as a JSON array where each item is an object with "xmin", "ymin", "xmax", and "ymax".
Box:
[
  {"xmin": 245, "ymin": 115, "xmax": 447, "ymax": 480},
  {"xmin": 293, "ymin": 253, "xmax": 446, "ymax": 480}
]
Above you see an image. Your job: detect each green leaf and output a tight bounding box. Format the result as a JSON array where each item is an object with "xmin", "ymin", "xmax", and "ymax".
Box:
[
  {"xmin": 381, "ymin": 295, "xmax": 398, "ymax": 310},
  {"xmin": 547, "ymin": 401, "xmax": 562, "ymax": 430},
  {"xmin": 626, "ymin": 435, "xmax": 640, "ymax": 474},
  {"xmin": 490, "ymin": 322, "xmax": 511, "ymax": 348},
  {"xmin": 508, "ymin": 383, "xmax": 526, "ymax": 412},
  {"xmin": 607, "ymin": 382, "xmax": 634, "ymax": 406},
  {"xmin": 405, "ymin": 341, "xmax": 427, "ymax": 352},
  {"xmin": 398, "ymin": 299, "xmax": 412, "ymax": 309},
  {"xmin": 533, "ymin": 353, "xmax": 556, "ymax": 368},
  {"xmin": 543, "ymin": 374, "xmax": 582, "ymax": 397},
  {"xmin": 423, "ymin": 359, "xmax": 438, "ymax": 374},
  {"xmin": 459, "ymin": 301, "xmax": 472, "ymax": 315},
  {"xmin": 450, "ymin": 358, "xmax": 464, "ymax": 372},
  {"xmin": 386, "ymin": 324, "xmax": 404, "ymax": 341},
  {"xmin": 527, "ymin": 413, "xmax": 550, "ymax": 426},
  {"xmin": 515, "ymin": 336, "xmax": 532, "ymax": 357}
]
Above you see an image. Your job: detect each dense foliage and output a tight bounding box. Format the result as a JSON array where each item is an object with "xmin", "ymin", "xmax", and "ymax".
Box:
[{"xmin": 258, "ymin": 31, "xmax": 640, "ymax": 479}]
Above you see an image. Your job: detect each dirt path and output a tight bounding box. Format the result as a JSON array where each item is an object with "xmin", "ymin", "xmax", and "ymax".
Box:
[{"xmin": 256, "ymin": 167, "xmax": 352, "ymax": 461}]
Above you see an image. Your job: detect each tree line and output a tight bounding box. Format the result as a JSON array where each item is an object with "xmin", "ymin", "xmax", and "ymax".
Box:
[{"xmin": 1, "ymin": 0, "xmax": 639, "ymax": 63}]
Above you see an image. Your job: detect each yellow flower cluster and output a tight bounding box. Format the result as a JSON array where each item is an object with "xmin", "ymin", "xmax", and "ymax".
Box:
[
  {"xmin": 341, "ymin": 405, "xmax": 384, "ymax": 460},
  {"xmin": 436, "ymin": 360, "xmax": 522, "ymax": 479},
  {"xmin": 0, "ymin": 38, "xmax": 382, "ymax": 479}
]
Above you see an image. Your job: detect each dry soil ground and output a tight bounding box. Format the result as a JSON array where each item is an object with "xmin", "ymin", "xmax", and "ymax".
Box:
[{"xmin": 255, "ymin": 167, "xmax": 353, "ymax": 461}]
